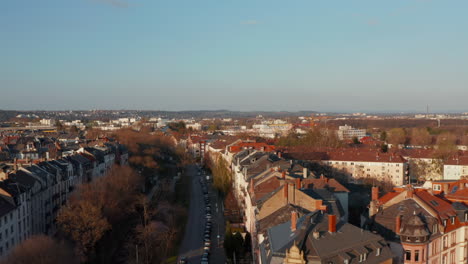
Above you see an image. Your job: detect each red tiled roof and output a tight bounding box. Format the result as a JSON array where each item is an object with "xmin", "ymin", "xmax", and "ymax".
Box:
[
  {"xmin": 378, "ymin": 192, "xmax": 400, "ymax": 204},
  {"xmin": 282, "ymin": 147, "xmax": 406, "ymax": 163},
  {"xmin": 445, "ymin": 155, "xmax": 468, "ymax": 165},
  {"xmin": 359, "ymin": 136, "xmax": 382, "ymax": 145},
  {"xmin": 398, "ymin": 149, "xmax": 437, "ymax": 159},
  {"xmin": 302, "ymin": 177, "xmax": 350, "ymax": 192},
  {"xmin": 253, "ymin": 177, "xmax": 282, "ymax": 202},
  {"xmin": 228, "ymin": 142, "xmax": 275, "ymax": 153},
  {"xmin": 414, "ymin": 191, "xmax": 456, "ymax": 220},
  {"xmin": 444, "ymin": 179, "xmax": 468, "ymax": 204}
]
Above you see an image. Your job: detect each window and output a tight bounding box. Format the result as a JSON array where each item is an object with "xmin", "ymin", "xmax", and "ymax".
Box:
[
  {"xmin": 415, "ymin": 250, "xmax": 420, "ymax": 261},
  {"xmin": 443, "ymin": 236, "xmax": 448, "ymax": 248},
  {"xmin": 376, "ymin": 248, "xmax": 381, "ymax": 256},
  {"xmin": 344, "ymin": 260, "xmax": 349, "ymax": 264},
  {"xmin": 405, "ymin": 250, "xmax": 411, "ymax": 261},
  {"xmin": 451, "ymin": 217, "xmax": 455, "ymax": 225},
  {"xmin": 451, "ymin": 233, "xmax": 456, "ymax": 245},
  {"xmin": 433, "ymin": 224, "xmax": 438, "ymax": 233},
  {"xmin": 433, "ymin": 184, "xmax": 441, "ymax": 191},
  {"xmin": 450, "ymin": 251, "xmax": 455, "ymax": 264}
]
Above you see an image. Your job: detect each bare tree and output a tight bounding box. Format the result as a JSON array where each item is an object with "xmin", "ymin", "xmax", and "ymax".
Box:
[
  {"xmin": 387, "ymin": 128, "xmax": 407, "ymax": 146},
  {"xmin": 56, "ymin": 200, "xmax": 111, "ymax": 261},
  {"xmin": 409, "ymin": 128, "xmax": 432, "ymax": 146},
  {"xmin": 1, "ymin": 235, "xmax": 77, "ymax": 264}
]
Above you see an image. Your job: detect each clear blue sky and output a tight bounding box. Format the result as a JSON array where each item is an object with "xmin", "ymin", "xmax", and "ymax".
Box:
[{"xmin": 1, "ymin": 0, "xmax": 467, "ymax": 112}]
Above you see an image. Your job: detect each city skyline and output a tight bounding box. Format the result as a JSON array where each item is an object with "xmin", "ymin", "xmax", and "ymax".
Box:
[{"xmin": 2, "ymin": 0, "xmax": 468, "ymax": 112}]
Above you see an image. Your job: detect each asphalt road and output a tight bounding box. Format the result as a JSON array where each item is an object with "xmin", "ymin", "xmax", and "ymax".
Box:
[{"xmin": 179, "ymin": 165, "xmax": 226, "ymax": 264}]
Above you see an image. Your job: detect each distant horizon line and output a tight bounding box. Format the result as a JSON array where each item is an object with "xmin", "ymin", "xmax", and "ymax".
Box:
[{"xmin": 2, "ymin": 109, "xmax": 468, "ymax": 115}]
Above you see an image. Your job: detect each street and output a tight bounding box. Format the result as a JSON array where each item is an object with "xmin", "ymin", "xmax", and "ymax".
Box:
[{"xmin": 179, "ymin": 165, "xmax": 226, "ymax": 263}]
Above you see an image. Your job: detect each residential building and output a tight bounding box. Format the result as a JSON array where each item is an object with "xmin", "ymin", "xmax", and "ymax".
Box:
[
  {"xmin": 369, "ymin": 185, "xmax": 468, "ymax": 264},
  {"xmin": 444, "ymin": 155, "xmax": 468, "ymax": 180},
  {"xmin": 337, "ymin": 125, "xmax": 367, "ymax": 140},
  {"xmin": 259, "ymin": 211, "xmax": 394, "ymax": 264},
  {"xmin": 283, "ymin": 149, "xmax": 409, "ymax": 186}
]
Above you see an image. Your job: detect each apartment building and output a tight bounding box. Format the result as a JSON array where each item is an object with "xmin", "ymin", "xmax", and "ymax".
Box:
[
  {"xmin": 284, "ymin": 149, "xmax": 409, "ymax": 186},
  {"xmin": 444, "ymin": 156, "xmax": 468, "ymax": 180},
  {"xmin": 0, "ymin": 143, "xmax": 127, "ymax": 259},
  {"xmin": 369, "ymin": 185, "xmax": 468, "ymax": 264},
  {"xmin": 337, "ymin": 124, "xmax": 367, "ymax": 140}
]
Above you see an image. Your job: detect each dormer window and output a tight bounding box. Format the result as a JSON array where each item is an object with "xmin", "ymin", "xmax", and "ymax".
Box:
[
  {"xmin": 433, "ymin": 184, "xmax": 441, "ymax": 191},
  {"xmin": 451, "ymin": 217, "xmax": 455, "ymax": 225},
  {"xmin": 443, "ymin": 220, "xmax": 447, "ymax": 227},
  {"xmin": 376, "ymin": 248, "xmax": 381, "ymax": 256},
  {"xmin": 465, "ymin": 212, "xmax": 468, "ymax": 222},
  {"xmin": 344, "ymin": 260, "xmax": 349, "ymax": 264}
]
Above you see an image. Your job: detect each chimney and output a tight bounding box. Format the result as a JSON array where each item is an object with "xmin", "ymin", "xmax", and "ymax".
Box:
[
  {"xmin": 406, "ymin": 185, "xmax": 414, "ymax": 199},
  {"xmin": 291, "ymin": 211, "xmax": 298, "ymax": 232},
  {"xmin": 395, "ymin": 215, "xmax": 401, "ymax": 235},
  {"xmin": 328, "ymin": 214, "xmax": 337, "ymax": 233},
  {"xmin": 284, "ymin": 184, "xmax": 289, "ymax": 203},
  {"xmin": 250, "ymin": 178, "xmax": 255, "ymax": 194},
  {"xmin": 303, "ymin": 167, "xmax": 308, "ymax": 178},
  {"xmin": 372, "ymin": 186, "xmax": 379, "ymax": 201},
  {"xmin": 295, "ymin": 178, "xmax": 301, "ymax": 190},
  {"xmin": 320, "ymin": 174, "xmax": 325, "ymax": 180},
  {"xmin": 443, "ymin": 184, "xmax": 449, "ymax": 195},
  {"xmin": 282, "ymin": 171, "xmax": 286, "ymax": 179}
]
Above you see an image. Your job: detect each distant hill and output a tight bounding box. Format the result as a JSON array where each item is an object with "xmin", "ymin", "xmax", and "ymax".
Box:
[{"xmin": 0, "ymin": 110, "xmax": 319, "ymax": 121}]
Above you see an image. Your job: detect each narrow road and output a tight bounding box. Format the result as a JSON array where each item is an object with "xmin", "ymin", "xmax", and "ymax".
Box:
[
  {"xmin": 179, "ymin": 165, "xmax": 205, "ymax": 263},
  {"xmin": 179, "ymin": 165, "xmax": 226, "ymax": 263},
  {"xmin": 208, "ymin": 186, "xmax": 226, "ymax": 264}
]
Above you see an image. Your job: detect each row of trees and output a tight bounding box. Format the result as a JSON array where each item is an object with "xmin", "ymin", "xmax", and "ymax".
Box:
[
  {"xmin": 57, "ymin": 165, "xmax": 143, "ymax": 262},
  {"xmin": 2, "ymin": 166, "xmax": 143, "ymax": 264},
  {"xmin": 224, "ymin": 231, "xmax": 251, "ymax": 262},
  {"xmin": 384, "ymin": 127, "xmax": 467, "ymax": 147},
  {"xmin": 276, "ymin": 127, "xmax": 343, "ymax": 148},
  {"xmin": 204, "ymin": 152, "xmax": 232, "ymax": 195}
]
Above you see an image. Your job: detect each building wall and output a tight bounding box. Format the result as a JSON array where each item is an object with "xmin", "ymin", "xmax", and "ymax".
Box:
[
  {"xmin": 0, "ymin": 207, "xmax": 19, "ymax": 258},
  {"xmin": 323, "ymin": 160, "xmax": 407, "ymax": 186},
  {"xmin": 444, "ymin": 165, "xmax": 468, "ymax": 180},
  {"xmin": 335, "ymin": 192, "xmax": 349, "ymax": 222},
  {"xmin": 427, "ymin": 227, "xmax": 468, "ymax": 264}
]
